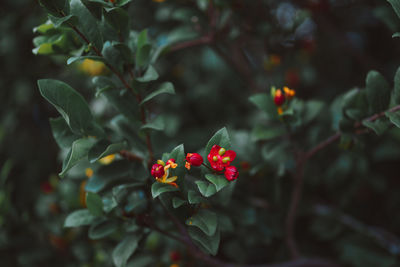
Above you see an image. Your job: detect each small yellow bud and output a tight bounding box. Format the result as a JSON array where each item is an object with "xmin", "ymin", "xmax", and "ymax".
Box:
[
  {"xmin": 213, "ymin": 156, "xmax": 218, "ymax": 162},
  {"xmin": 80, "ymin": 59, "xmax": 107, "ymax": 76},
  {"xmin": 85, "ymin": 168, "xmax": 93, "ymax": 178},
  {"xmin": 99, "ymin": 154, "xmax": 115, "ymax": 165},
  {"xmin": 218, "ymin": 148, "xmax": 226, "ymax": 156}
]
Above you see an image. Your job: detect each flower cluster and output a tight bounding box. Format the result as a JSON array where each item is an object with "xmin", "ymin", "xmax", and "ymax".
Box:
[
  {"xmin": 151, "ymin": 159, "xmax": 178, "ymax": 187},
  {"xmin": 151, "ymin": 146, "xmax": 239, "ymax": 186},
  {"xmin": 271, "ymin": 86, "xmax": 296, "ymax": 115},
  {"xmin": 207, "ymin": 145, "xmax": 239, "ymax": 181}
]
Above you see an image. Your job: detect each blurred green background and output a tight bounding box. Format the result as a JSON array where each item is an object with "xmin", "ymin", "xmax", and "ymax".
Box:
[{"xmin": 2, "ymin": 0, "xmax": 400, "ymax": 266}]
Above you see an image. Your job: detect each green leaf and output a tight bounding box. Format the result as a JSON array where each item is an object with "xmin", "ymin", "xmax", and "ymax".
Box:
[
  {"xmin": 88, "ymin": 139, "xmax": 127, "ymax": 163},
  {"xmin": 188, "ymin": 227, "xmax": 220, "ymax": 256},
  {"xmin": 249, "ymin": 93, "xmax": 277, "ymax": 118},
  {"xmin": 67, "ymin": 55, "xmax": 104, "ymax": 65},
  {"xmin": 197, "ymin": 0, "xmax": 209, "ymax": 10},
  {"xmin": 94, "ymin": 78, "xmax": 140, "ymax": 122},
  {"xmin": 60, "ymin": 138, "xmax": 96, "ymax": 178},
  {"xmin": 89, "ymin": 219, "xmax": 118, "ymax": 240},
  {"xmin": 38, "ymin": 79, "xmax": 94, "ymax": 136},
  {"xmin": 102, "ymin": 41, "xmax": 124, "ymax": 72},
  {"xmin": 136, "ymin": 44, "xmax": 152, "ymax": 68},
  {"xmin": 362, "ymin": 118, "xmax": 390, "ymax": 135},
  {"xmin": 251, "ymin": 125, "xmax": 285, "ymax": 142},
  {"xmin": 393, "ymin": 66, "xmax": 400, "ymax": 104},
  {"xmin": 188, "ymin": 190, "xmax": 203, "ymax": 204},
  {"xmin": 86, "ymin": 192, "xmax": 104, "ymax": 216},
  {"xmin": 365, "ymin": 70, "xmax": 391, "ymax": 113},
  {"xmin": 117, "ymin": 0, "xmax": 134, "ymax": 7},
  {"xmin": 64, "ymin": 209, "xmax": 96, "ymax": 227},
  {"xmin": 168, "ymin": 144, "xmax": 186, "ymax": 189},
  {"xmin": 140, "ymin": 116, "xmax": 165, "ymax": 132},
  {"xmin": 104, "ymin": 7, "xmax": 129, "ymax": 39},
  {"xmin": 140, "ymin": 82, "xmax": 175, "ymax": 105},
  {"xmin": 48, "ymin": 14, "xmax": 77, "ymax": 28},
  {"xmin": 205, "ymin": 127, "xmax": 231, "ymax": 156},
  {"xmin": 136, "ymin": 65, "xmax": 159, "ymax": 82},
  {"xmin": 70, "ymin": 0, "xmax": 103, "ymax": 50},
  {"xmin": 136, "ymin": 29, "xmax": 148, "ymax": 49},
  {"xmin": 388, "ymin": 0, "xmax": 400, "ymax": 19},
  {"xmin": 33, "ymin": 21, "xmax": 54, "ymax": 34},
  {"xmin": 39, "ymin": 0, "xmax": 69, "ymax": 17},
  {"xmin": 386, "ymin": 110, "xmax": 400, "ymax": 128},
  {"xmin": 50, "ymin": 117, "xmax": 80, "ymax": 149},
  {"xmin": 172, "ymin": 197, "xmax": 186, "ymax": 208},
  {"xmin": 151, "ymin": 182, "xmax": 178, "ymax": 198},
  {"xmin": 85, "ymin": 161, "xmax": 137, "ymax": 193},
  {"xmin": 303, "ymin": 100, "xmax": 325, "ymax": 123},
  {"xmin": 187, "ymin": 209, "xmax": 218, "ymax": 236},
  {"xmin": 195, "ymin": 181, "xmax": 217, "ymax": 197},
  {"xmin": 88, "ymin": 0, "xmax": 113, "ymax": 7},
  {"xmin": 204, "ymin": 174, "xmax": 228, "ymax": 192},
  {"xmin": 342, "ymin": 89, "xmax": 368, "ymax": 120},
  {"xmin": 392, "ymin": 32, "xmax": 400, "ymax": 38},
  {"xmin": 112, "ymin": 234, "xmax": 142, "ymax": 267}
]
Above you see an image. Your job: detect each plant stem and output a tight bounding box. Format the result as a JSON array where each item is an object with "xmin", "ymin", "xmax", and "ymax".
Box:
[
  {"xmin": 284, "ymin": 104, "xmax": 400, "ymax": 259},
  {"xmin": 170, "ymin": 35, "xmax": 213, "ymax": 52},
  {"xmin": 62, "ymin": 15, "xmax": 154, "ymax": 166},
  {"xmin": 119, "ymin": 150, "xmax": 143, "ymax": 162}
]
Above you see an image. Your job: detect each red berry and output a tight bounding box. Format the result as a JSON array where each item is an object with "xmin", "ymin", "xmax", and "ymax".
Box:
[
  {"xmin": 170, "ymin": 251, "xmax": 181, "ymax": 262},
  {"xmin": 40, "ymin": 181, "xmax": 54, "ymax": 194},
  {"xmin": 285, "ymin": 70, "xmax": 300, "ymax": 88},
  {"xmin": 186, "ymin": 153, "xmax": 203, "ymax": 166},
  {"xmin": 151, "ymin": 164, "xmax": 165, "ymax": 178},
  {"xmin": 274, "ymin": 90, "xmax": 285, "ymax": 106},
  {"xmin": 224, "ymin": 166, "xmax": 239, "ymax": 181}
]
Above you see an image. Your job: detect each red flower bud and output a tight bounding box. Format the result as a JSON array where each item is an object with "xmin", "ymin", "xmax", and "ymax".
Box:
[
  {"xmin": 40, "ymin": 181, "xmax": 54, "ymax": 194},
  {"xmin": 186, "ymin": 153, "xmax": 203, "ymax": 166},
  {"xmin": 151, "ymin": 163, "xmax": 165, "ymax": 178},
  {"xmin": 170, "ymin": 251, "xmax": 181, "ymax": 262},
  {"xmin": 274, "ymin": 89, "xmax": 285, "ymax": 106},
  {"xmin": 224, "ymin": 166, "xmax": 239, "ymax": 181}
]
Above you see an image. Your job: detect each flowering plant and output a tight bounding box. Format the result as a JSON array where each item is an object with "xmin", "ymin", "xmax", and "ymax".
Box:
[{"xmin": 26, "ymin": 0, "xmax": 400, "ymax": 267}]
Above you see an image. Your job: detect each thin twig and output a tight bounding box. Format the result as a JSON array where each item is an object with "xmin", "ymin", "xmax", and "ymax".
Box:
[
  {"xmin": 119, "ymin": 150, "xmax": 143, "ymax": 162},
  {"xmin": 146, "ymin": 222, "xmax": 186, "ymax": 244},
  {"xmin": 285, "ymin": 155, "xmax": 305, "ymax": 259},
  {"xmin": 285, "ymin": 104, "xmax": 400, "ymax": 258},
  {"xmin": 170, "ymin": 35, "xmax": 213, "ymax": 52},
  {"xmin": 64, "ymin": 14, "xmax": 154, "ymax": 166}
]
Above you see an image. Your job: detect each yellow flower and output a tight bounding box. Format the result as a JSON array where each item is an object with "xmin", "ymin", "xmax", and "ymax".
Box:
[
  {"xmin": 283, "ymin": 86, "xmax": 296, "ymax": 100},
  {"xmin": 155, "ymin": 159, "xmax": 178, "ymax": 187},
  {"xmin": 85, "ymin": 168, "xmax": 93, "ymax": 178},
  {"xmin": 80, "ymin": 59, "xmax": 108, "ymax": 76},
  {"xmin": 263, "ymin": 54, "xmax": 281, "ymax": 71},
  {"xmin": 99, "ymin": 154, "xmax": 116, "ymax": 165}
]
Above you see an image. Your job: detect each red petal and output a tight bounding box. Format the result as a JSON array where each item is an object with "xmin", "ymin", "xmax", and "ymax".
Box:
[
  {"xmin": 224, "ymin": 150, "xmax": 236, "ymax": 162},
  {"xmin": 209, "ymin": 145, "xmax": 221, "ymax": 156}
]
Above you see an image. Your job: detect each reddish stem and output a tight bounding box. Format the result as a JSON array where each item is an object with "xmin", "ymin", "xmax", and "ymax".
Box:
[{"xmin": 285, "ymin": 104, "xmax": 400, "ymax": 258}]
